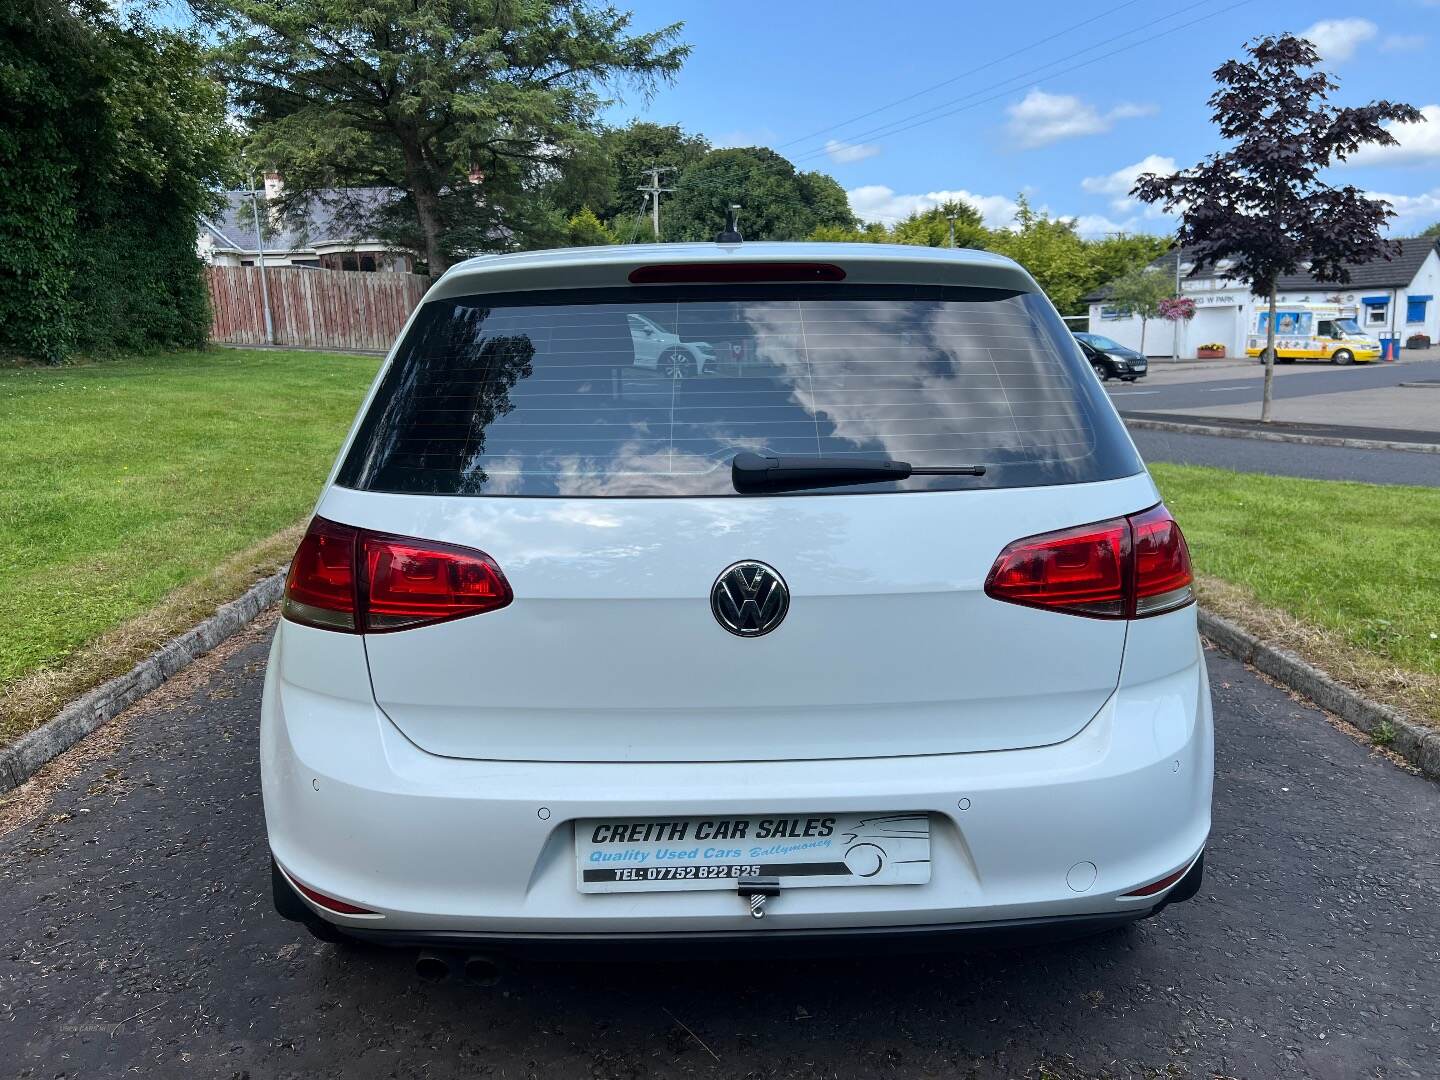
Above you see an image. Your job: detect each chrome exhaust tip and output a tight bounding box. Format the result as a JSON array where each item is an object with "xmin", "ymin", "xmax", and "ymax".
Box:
[
  {"xmin": 415, "ymin": 950, "xmax": 451, "ymax": 982},
  {"xmin": 463, "ymin": 954, "xmax": 504, "ymax": 987}
]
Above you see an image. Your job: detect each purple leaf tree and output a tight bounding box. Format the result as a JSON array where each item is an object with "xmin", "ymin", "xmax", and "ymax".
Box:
[{"xmin": 1131, "ymin": 34, "xmax": 1422, "ymax": 421}]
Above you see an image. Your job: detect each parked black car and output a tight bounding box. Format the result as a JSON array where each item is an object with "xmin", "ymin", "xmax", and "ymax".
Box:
[{"xmin": 1074, "ymin": 333, "xmax": 1148, "ymax": 382}]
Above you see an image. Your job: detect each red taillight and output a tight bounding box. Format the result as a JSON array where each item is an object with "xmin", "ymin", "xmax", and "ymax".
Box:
[
  {"xmin": 983, "ymin": 520, "xmax": 1129, "ymax": 618},
  {"xmin": 985, "ymin": 504, "xmax": 1193, "ymax": 620},
  {"xmin": 1129, "ymin": 504, "xmax": 1195, "ymax": 616},
  {"xmin": 627, "ymin": 262, "xmax": 846, "ymax": 284},
  {"xmin": 362, "ymin": 533, "xmax": 512, "ymax": 631},
  {"xmin": 284, "ymin": 517, "xmax": 358, "ymax": 631},
  {"xmin": 283, "ymin": 517, "xmax": 512, "ymax": 633}
]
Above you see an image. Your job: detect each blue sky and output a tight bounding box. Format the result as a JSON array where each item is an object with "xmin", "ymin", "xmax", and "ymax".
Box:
[{"xmin": 603, "ymin": 0, "xmax": 1440, "ymax": 237}]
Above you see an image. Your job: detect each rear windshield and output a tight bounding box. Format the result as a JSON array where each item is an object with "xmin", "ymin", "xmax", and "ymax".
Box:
[{"xmin": 337, "ymin": 285, "xmax": 1141, "ymax": 497}]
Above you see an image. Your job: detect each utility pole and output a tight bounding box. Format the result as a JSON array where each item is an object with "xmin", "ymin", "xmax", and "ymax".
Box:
[
  {"xmin": 946, "ymin": 212, "xmax": 958, "ymax": 248},
  {"xmin": 637, "ymin": 166, "xmax": 675, "ymax": 241},
  {"xmin": 1173, "ymin": 242, "xmax": 1182, "ymax": 361},
  {"xmin": 248, "ymin": 171, "xmax": 275, "ymax": 346}
]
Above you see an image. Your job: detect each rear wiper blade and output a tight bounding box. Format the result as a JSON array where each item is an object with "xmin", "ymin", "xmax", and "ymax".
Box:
[{"xmin": 731, "ymin": 451, "xmax": 985, "ymax": 494}]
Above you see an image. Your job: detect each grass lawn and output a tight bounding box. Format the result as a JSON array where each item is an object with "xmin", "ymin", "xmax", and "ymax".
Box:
[
  {"xmin": 1, "ymin": 349, "xmax": 379, "ymax": 744},
  {"xmin": 1152, "ymin": 463, "xmax": 1440, "ymax": 725}
]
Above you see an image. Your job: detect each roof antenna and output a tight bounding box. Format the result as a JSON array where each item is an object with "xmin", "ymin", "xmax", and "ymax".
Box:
[{"xmin": 715, "ymin": 204, "xmax": 743, "ymax": 244}]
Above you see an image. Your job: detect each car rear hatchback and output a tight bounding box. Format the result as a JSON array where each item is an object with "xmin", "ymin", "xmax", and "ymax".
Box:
[{"xmin": 262, "ymin": 242, "xmax": 1211, "ymax": 953}]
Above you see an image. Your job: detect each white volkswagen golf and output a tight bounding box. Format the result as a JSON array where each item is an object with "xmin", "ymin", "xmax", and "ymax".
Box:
[{"xmin": 262, "ymin": 241, "xmax": 1211, "ymax": 966}]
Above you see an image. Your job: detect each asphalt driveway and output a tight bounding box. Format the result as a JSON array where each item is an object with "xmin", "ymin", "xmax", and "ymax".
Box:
[
  {"xmin": 2, "ymin": 613, "xmax": 1437, "ymax": 1079},
  {"xmin": 1128, "ymin": 428, "xmax": 1440, "ymax": 486},
  {"xmin": 1103, "ymin": 356, "xmax": 1440, "ymax": 414}
]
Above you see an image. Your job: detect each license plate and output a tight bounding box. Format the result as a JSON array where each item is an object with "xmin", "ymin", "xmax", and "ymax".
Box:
[{"xmin": 575, "ymin": 812, "xmax": 931, "ymax": 893}]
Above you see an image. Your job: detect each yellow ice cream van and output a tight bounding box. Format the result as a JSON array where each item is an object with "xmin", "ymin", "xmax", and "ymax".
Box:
[{"xmin": 1245, "ymin": 303, "xmax": 1381, "ymax": 364}]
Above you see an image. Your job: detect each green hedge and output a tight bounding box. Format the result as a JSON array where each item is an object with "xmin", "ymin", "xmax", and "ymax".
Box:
[{"xmin": 0, "ymin": 1, "xmax": 231, "ymax": 362}]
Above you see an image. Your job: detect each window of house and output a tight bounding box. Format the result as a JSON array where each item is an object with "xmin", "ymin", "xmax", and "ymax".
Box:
[
  {"xmin": 1408, "ymin": 296, "xmax": 1431, "ymax": 324},
  {"xmin": 1366, "ymin": 305, "xmax": 1387, "ymax": 326},
  {"xmin": 342, "ymin": 254, "xmax": 359, "ymax": 271},
  {"xmin": 360, "ymin": 254, "xmax": 376, "ymax": 272}
]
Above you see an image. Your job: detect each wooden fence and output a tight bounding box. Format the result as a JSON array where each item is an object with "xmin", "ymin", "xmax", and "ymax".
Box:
[{"xmin": 207, "ymin": 265, "xmax": 431, "ymax": 353}]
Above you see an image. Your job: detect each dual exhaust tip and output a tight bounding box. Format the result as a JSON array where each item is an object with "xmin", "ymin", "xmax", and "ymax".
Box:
[{"xmin": 415, "ymin": 951, "xmax": 504, "ymax": 986}]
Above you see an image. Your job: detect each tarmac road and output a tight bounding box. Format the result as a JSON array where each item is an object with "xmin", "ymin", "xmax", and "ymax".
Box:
[
  {"xmin": 1129, "ymin": 428, "xmax": 1440, "ymax": 486},
  {"xmin": 1103, "ymin": 357, "xmax": 1440, "ymax": 413},
  {"xmin": 2, "ymin": 614, "xmax": 1437, "ymax": 1079}
]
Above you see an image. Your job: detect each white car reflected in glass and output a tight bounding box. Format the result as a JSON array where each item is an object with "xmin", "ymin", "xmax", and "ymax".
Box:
[{"xmin": 628, "ymin": 313, "xmax": 716, "ymax": 378}]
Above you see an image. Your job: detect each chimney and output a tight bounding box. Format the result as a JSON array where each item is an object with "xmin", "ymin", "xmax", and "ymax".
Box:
[{"xmin": 264, "ymin": 171, "xmax": 284, "ymax": 201}]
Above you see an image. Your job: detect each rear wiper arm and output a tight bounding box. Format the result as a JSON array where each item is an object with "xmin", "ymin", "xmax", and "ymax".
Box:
[{"xmin": 731, "ymin": 451, "xmax": 985, "ymax": 494}]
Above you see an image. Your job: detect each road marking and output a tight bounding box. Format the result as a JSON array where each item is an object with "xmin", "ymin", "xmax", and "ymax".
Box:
[
  {"xmin": 1107, "ymin": 390, "xmax": 1160, "ymax": 396},
  {"xmin": 1202, "ymin": 385, "xmax": 1252, "ymax": 392}
]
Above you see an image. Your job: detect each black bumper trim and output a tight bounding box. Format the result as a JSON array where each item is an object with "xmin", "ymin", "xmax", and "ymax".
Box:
[{"xmin": 338, "ymin": 909, "xmax": 1156, "ymax": 959}]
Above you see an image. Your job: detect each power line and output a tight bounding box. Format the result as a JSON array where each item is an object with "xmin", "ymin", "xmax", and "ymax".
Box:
[
  {"xmin": 788, "ymin": 0, "xmax": 1229, "ymax": 164},
  {"xmin": 618, "ymin": 196, "xmax": 651, "ymax": 244},
  {"xmin": 775, "ymin": 0, "xmax": 1149, "ymax": 151},
  {"xmin": 788, "ymin": 0, "xmax": 1252, "ymax": 167}
]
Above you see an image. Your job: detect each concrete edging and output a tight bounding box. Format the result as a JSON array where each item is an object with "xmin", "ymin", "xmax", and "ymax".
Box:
[
  {"xmin": 1124, "ymin": 416, "xmax": 1440, "ymax": 454},
  {"xmin": 1199, "ymin": 608, "xmax": 1440, "ymax": 781},
  {"xmin": 0, "ymin": 572, "xmax": 285, "ymax": 795}
]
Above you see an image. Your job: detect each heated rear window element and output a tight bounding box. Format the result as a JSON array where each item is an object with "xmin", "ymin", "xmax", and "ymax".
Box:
[{"xmin": 338, "ymin": 286, "xmax": 1140, "ymax": 497}]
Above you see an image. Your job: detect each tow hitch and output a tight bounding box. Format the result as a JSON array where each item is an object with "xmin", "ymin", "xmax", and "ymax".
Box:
[{"xmin": 737, "ymin": 876, "xmax": 780, "ymax": 919}]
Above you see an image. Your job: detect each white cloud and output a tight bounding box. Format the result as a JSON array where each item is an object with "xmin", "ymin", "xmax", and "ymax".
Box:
[
  {"xmin": 1301, "ymin": 18, "xmax": 1378, "ymax": 63},
  {"xmin": 824, "ymin": 139, "xmax": 881, "ymax": 165},
  {"xmin": 1368, "ymin": 187, "xmax": 1440, "ymax": 233},
  {"xmin": 847, "ymin": 185, "xmax": 1020, "ymax": 229},
  {"xmin": 1072, "ymin": 214, "xmax": 1143, "ymax": 238},
  {"xmin": 1381, "ymin": 33, "xmax": 1426, "ymax": 51},
  {"xmin": 1346, "ymin": 104, "xmax": 1440, "ymax": 166},
  {"xmin": 1081, "ymin": 154, "xmax": 1178, "ymax": 213},
  {"xmin": 848, "ymin": 184, "xmax": 1182, "ymax": 237},
  {"xmin": 1005, "ymin": 90, "xmax": 1156, "ymax": 149},
  {"xmin": 1108, "ymin": 103, "xmax": 1158, "ymax": 121}
]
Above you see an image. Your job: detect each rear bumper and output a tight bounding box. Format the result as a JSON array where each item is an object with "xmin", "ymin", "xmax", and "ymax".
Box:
[
  {"xmin": 261, "ymin": 610, "xmax": 1213, "ymax": 939},
  {"xmin": 277, "ymin": 855, "xmax": 1204, "ymax": 958}
]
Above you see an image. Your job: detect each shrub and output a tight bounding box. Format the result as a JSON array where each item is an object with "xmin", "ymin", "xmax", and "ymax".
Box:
[{"xmin": 0, "ymin": 2, "xmax": 232, "ymax": 362}]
